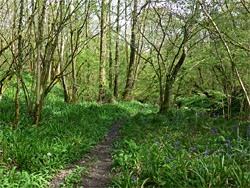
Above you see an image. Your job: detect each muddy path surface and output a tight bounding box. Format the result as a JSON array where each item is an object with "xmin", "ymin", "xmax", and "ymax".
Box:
[{"xmin": 50, "ymin": 117, "xmax": 128, "ymax": 187}]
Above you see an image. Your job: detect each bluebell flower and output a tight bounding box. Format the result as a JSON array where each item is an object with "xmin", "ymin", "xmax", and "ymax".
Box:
[
  {"xmin": 214, "ymin": 151, "xmax": 218, "ymax": 154},
  {"xmin": 206, "ymin": 149, "xmax": 210, "ymax": 153},
  {"xmin": 133, "ymin": 177, "xmax": 137, "ymax": 181},
  {"xmin": 147, "ymin": 153, "xmax": 150, "ymax": 157},
  {"xmin": 225, "ymin": 143, "xmax": 228, "ymax": 147},
  {"xmin": 174, "ymin": 165, "xmax": 176, "ymax": 168},
  {"xmin": 198, "ymin": 166, "xmax": 201, "ymax": 171},
  {"xmin": 226, "ymin": 139, "xmax": 230, "ymax": 143},
  {"xmin": 166, "ymin": 159, "xmax": 169, "ymax": 162},
  {"xmin": 156, "ymin": 142, "xmax": 159, "ymax": 145}
]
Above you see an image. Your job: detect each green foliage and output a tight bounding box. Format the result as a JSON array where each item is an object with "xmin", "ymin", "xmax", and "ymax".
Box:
[
  {"xmin": 0, "ymin": 162, "xmax": 49, "ymax": 187},
  {"xmin": 61, "ymin": 166, "xmax": 87, "ymax": 187},
  {"xmin": 111, "ymin": 108, "xmax": 250, "ymax": 187},
  {"xmin": 0, "ymin": 87, "xmax": 146, "ymax": 186}
]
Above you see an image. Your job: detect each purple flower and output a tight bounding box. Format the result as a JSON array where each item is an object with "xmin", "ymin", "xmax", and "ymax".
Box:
[
  {"xmin": 225, "ymin": 143, "xmax": 228, "ymax": 147},
  {"xmin": 214, "ymin": 151, "xmax": 218, "ymax": 154},
  {"xmin": 147, "ymin": 153, "xmax": 150, "ymax": 157},
  {"xmin": 133, "ymin": 177, "xmax": 137, "ymax": 181},
  {"xmin": 244, "ymin": 149, "xmax": 247, "ymax": 152},
  {"xmin": 149, "ymin": 162, "xmax": 153, "ymax": 165},
  {"xmin": 174, "ymin": 165, "xmax": 176, "ymax": 168},
  {"xmin": 156, "ymin": 142, "xmax": 159, "ymax": 145},
  {"xmin": 166, "ymin": 159, "xmax": 169, "ymax": 162},
  {"xmin": 190, "ymin": 147, "xmax": 196, "ymax": 151},
  {"xmin": 204, "ymin": 168, "xmax": 208, "ymax": 172},
  {"xmin": 206, "ymin": 149, "xmax": 210, "ymax": 153},
  {"xmin": 198, "ymin": 166, "xmax": 201, "ymax": 171},
  {"xmin": 229, "ymin": 146, "xmax": 232, "ymax": 149}
]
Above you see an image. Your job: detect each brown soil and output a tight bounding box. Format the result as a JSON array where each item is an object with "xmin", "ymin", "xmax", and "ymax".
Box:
[{"xmin": 49, "ymin": 117, "xmax": 128, "ymax": 188}]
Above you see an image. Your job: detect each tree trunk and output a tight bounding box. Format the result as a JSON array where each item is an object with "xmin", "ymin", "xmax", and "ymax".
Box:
[
  {"xmin": 114, "ymin": 0, "xmax": 120, "ymax": 98},
  {"xmin": 85, "ymin": 4, "xmax": 91, "ymax": 98},
  {"xmin": 99, "ymin": 0, "xmax": 107, "ymax": 102},
  {"xmin": 34, "ymin": 1, "xmax": 46, "ymax": 126},
  {"xmin": 108, "ymin": 1, "xmax": 113, "ymax": 91},
  {"xmin": 70, "ymin": 14, "xmax": 78, "ymax": 103},
  {"xmin": 124, "ymin": 0, "xmax": 129, "ymax": 65},
  {"xmin": 159, "ymin": 30, "xmax": 188, "ymax": 114},
  {"xmin": 160, "ymin": 81, "xmax": 172, "ymax": 114},
  {"xmin": 59, "ymin": 32, "xmax": 69, "ymax": 103},
  {"xmin": 123, "ymin": 0, "xmax": 138, "ymax": 100},
  {"xmin": 14, "ymin": 0, "xmax": 24, "ymax": 130}
]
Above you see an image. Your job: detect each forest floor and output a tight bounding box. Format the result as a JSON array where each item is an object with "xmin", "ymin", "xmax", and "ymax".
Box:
[{"xmin": 50, "ymin": 116, "xmax": 129, "ymax": 187}]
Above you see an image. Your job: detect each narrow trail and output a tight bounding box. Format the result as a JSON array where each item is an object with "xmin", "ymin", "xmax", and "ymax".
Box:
[{"xmin": 50, "ymin": 116, "xmax": 128, "ymax": 187}]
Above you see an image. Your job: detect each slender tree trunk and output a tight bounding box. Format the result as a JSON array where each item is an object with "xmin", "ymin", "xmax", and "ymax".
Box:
[
  {"xmin": 70, "ymin": 14, "xmax": 78, "ymax": 103},
  {"xmin": 59, "ymin": 32, "xmax": 69, "ymax": 103},
  {"xmin": 34, "ymin": 1, "xmax": 46, "ymax": 126},
  {"xmin": 108, "ymin": 1, "xmax": 113, "ymax": 91},
  {"xmin": 123, "ymin": 0, "xmax": 138, "ymax": 100},
  {"xmin": 114, "ymin": 0, "xmax": 120, "ymax": 98},
  {"xmin": 85, "ymin": 4, "xmax": 91, "ymax": 98},
  {"xmin": 14, "ymin": 0, "xmax": 24, "ymax": 130},
  {"xmin": 124, "ymin": 0, "xmax": 129, "ymax": 65},
  {"xmin": 99, "ymin": 0, "xmax": 107, "ymax": 102}
]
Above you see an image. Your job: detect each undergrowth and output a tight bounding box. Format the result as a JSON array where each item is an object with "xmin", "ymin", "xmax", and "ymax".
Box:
[
  {"xmin": 111, "ymin": 109, "xmax": 250, "ymax": 187},
  {"xmin": 0, "ymin": 86, "xmax": 147, "ymax": 187}
]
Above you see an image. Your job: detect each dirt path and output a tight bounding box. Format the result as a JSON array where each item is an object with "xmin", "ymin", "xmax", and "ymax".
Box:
[{"xmin": 50, "ymin": 117, "xmax": 128, "ymax": 188}]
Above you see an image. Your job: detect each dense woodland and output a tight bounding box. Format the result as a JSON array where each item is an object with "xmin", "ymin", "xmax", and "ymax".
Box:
[{"xmin": 0, "ymin": 0, "xmax": 250, "ymax": 187}]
